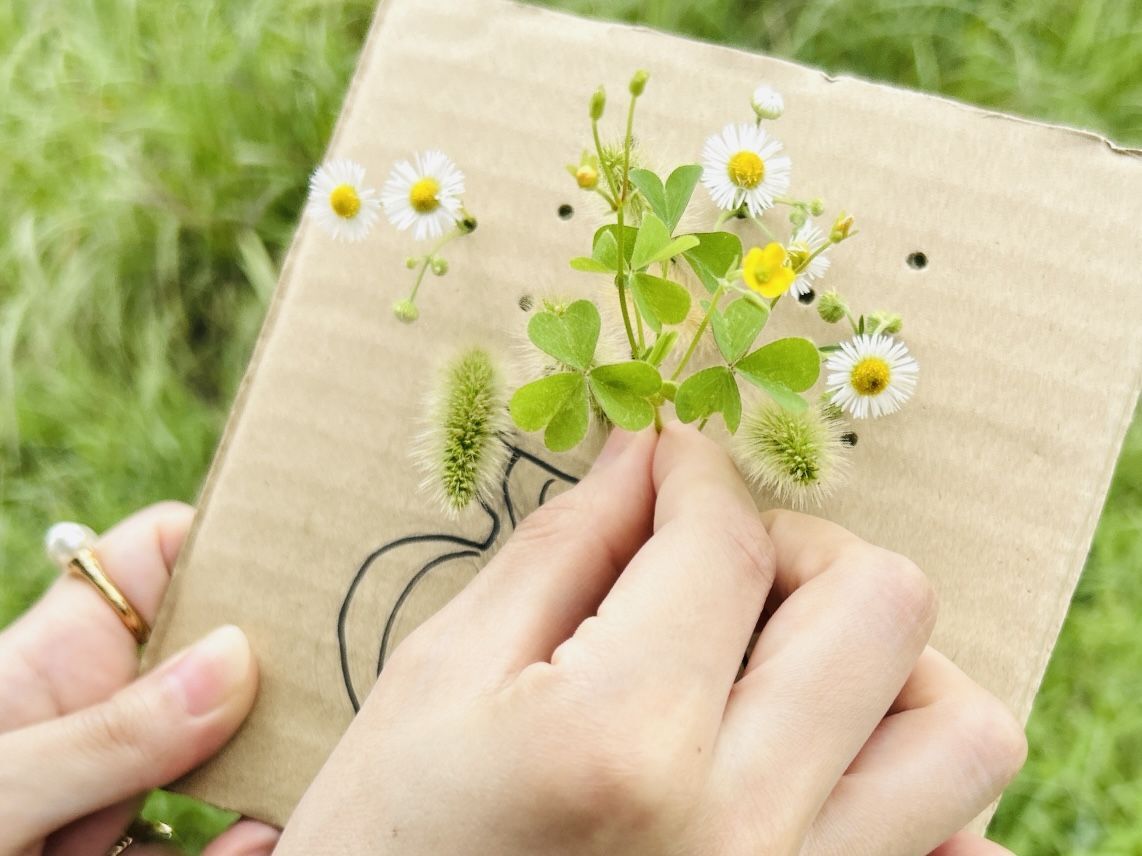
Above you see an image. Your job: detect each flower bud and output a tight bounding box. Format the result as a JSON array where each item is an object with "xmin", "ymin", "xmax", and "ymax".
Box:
[
  {"xmin": 404, "ymin": 256, "xmax": 419, "ymax": 270},
  {"xmin": 629, "ymin": 70, "xmax": 649, "ymax": 97},
  {"xmin": 392, "ymin": 298, "xmax": 419, "ymax": 323},
  {"xmin": 589, "ymin": 86, "xmax": 606, "ymax": 120},
  {"xmin": 750, "ymin": 84, "xmax": 784, "ymax": 120},
  {"xmin": 871, "ymin": 311, "xmax": 903, "ymax": 334},
  {"xmin": 817, "ymin": 290, "xmax": 848, "ymax": 324},
  {"xmin": 789, "ymin": 207, "xmax": 807, "ymax": 228},
  {"xmin": 430, "ymin": 256, "xmax": 449, "ymax": 276},
  {"xmin": 830, "ymin": 211, "xmax": 854, "ymax": 242},
  {"xmin": 809, "ymin": 198, "xmax": 825, "ymax": 216},
  {"xmin": 576, "ymin": 164, "xmax": 599, "ymax": 189}
]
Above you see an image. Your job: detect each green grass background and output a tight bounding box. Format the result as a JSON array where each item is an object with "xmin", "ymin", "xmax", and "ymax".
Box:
[{"xmin": 1, "ymin": 0, "xmax": 1139, "ymax": 852}]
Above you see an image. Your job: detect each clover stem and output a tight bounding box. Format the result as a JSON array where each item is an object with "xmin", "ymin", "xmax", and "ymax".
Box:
[
  {"xmin": 616, "ymin": 275, "xmax": 638, "ymax": 355},
  {"xmin": 671, "ymin": 282, "xmax": 725, "ymax": 382},
  {"xmin": 612, "ymin": 91, "xmax": 642, "ymax": 358}
]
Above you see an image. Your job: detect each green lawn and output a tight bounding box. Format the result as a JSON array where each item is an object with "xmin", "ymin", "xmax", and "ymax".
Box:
[{"xmin": 1, "ymin": 0, "xmax": 1139, "ymax": 852}]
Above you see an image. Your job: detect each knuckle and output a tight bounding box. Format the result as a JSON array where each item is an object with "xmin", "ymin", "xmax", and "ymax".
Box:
[
  {"xmin": 691, "ymin": 508, "xmax": 774, "ymax": 588},
  {"xmin": 952, "ymin": 693, "xmax": 1028, "ymax": 788},
  {"xmin": 860, "ymin": 548, "xmax": 937, "ymax": 632},
  {"xmin": 72, "ymin": 691, "xmax": 163, "ymax": 774}
]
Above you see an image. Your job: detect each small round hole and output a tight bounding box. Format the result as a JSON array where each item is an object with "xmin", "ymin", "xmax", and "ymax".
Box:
[
  {"xmin": 557, "ymin": 204, "xmax": 574, "ymax": 220},
  {"xmin": 907, "ymin": 251, "xmax": 928, "ymax": 270},
  {"xmin": 841, "ymin": 431, "xmax": 858, "ymax": 448},
  {"xmin": 518, "ymin": 294, "xmax": 534, "ymax": 312},
  {"xmin": 797, "ymin": 288, "xmax": 816, "ymax": 305}
]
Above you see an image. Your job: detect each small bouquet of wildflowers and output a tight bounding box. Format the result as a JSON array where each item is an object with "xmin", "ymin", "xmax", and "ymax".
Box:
[{"xmin": 306, "ymin": 71, "xmax": 918, "ymax": 513}]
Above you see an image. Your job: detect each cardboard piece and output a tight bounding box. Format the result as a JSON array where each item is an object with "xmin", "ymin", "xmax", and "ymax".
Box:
[{"xmin": 142, "ymin": 0, "xmax": 1142, "ymax": 830}]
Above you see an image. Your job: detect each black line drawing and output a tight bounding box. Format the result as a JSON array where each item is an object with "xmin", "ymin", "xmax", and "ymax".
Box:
[{"xmin": 337, "ymin": 443, "xmax": 580, "ymax": 712}]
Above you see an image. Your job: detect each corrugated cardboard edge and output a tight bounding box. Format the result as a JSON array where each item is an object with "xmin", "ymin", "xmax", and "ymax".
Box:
[{"xmin": 143, "ymin": 0, "xmax": 1142, "ymax": 830}]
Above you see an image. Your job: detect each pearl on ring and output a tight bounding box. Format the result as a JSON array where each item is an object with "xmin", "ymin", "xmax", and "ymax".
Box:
[{"xmin": 44, "ymin": 521, "xmax": 98, "ymax": 568}]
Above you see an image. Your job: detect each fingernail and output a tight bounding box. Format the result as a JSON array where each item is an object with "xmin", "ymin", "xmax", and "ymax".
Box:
[
  {"xmin": 591, "ymin": 428, "xmax": 638, "ymax": 472},
  {"xmin": 159, "ymin": 625, "xmax": 251, "ymax": 716}
]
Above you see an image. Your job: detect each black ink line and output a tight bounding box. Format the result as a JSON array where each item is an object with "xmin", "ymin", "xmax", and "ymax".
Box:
[
  {"xmin": 376, "ymin": 547, "xmax": 481, "ymax": 677},
  {"xmin": 337, "ymin": 499, "xmax": 499, "ymax": 712},
  {"xmin": 338, "ymin": 444, "xmax": 580, "ymax": 712},
  {"xmin": 538, "ymin": 478, "xmax": 558, "ymax": 505}
]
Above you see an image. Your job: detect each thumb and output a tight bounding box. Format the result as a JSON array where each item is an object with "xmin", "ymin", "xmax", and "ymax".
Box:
[{"xmin": 0, "ymin": 625, "xmax": 256, "ymax": 849}]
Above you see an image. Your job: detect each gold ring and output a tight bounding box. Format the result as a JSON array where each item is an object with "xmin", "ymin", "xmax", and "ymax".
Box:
[
  {"xmin": 45, "ymin": 522, "xmax": 151, "ymax": 645},
  {"xmin": 106, "ymin": 819, "xmax": 174, "ymax": 854}
]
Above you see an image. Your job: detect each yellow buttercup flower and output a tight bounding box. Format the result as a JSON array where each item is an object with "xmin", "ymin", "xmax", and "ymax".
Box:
[{"xmin": 742, "ymin": 243, "xmax": 795, "ymax": 298}]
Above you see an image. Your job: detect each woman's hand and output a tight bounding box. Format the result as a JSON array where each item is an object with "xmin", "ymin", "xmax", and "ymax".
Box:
[
  {"xmin": 0, "ymin": 503, "xmax": 278, "ymax": 856},
  {"xmin": 278, "ymin": 423, "xmax": 1026, "ymax": 856}
]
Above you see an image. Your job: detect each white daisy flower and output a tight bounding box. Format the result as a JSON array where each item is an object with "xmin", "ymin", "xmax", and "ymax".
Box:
[
  {"xmin": 306, "ymin": 159, "xmax": 381, "ymax": 242},
  {"xmin": 382, "ymin": 150, "xmax": 465, "ymax": 241},
  {"xmin": 787, "ymin": 219, "xmax": 832, "ymax": 297},
  {"xmin": 751, "ymin": 84, "xmax": 784, "ymax": 120},
  {"xmin": 701, "ymin": 123, "xmax": 792, "ymax": 216},
  {"xmin": 826, "ymin": 334, "xmax": 918, "ymax": 419}
]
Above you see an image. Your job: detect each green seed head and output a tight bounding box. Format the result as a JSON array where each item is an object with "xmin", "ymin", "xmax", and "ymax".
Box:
[
  {"xmin": 735, "ymin": 400, "xmax": 848, "ymax": 508},
  {"xmin": 817, "ymin": 290, "xmax": 848, "ymax": 324},
  {"xmin": 871, "ymin": 310, "xmax": 903, "ymax": 335},
  {"xmin": 415, "ymin": 348, "xmax": 510, "ymax": 515}
]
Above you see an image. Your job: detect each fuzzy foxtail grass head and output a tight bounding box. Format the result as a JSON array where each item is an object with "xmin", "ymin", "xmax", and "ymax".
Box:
[
  {"xmin": 415, "ymin": 347, "xmax": 511, "ymax": 516},
  {"xmin": 734, "ymin": 399, "xmax": 849, "ymax": 508}
]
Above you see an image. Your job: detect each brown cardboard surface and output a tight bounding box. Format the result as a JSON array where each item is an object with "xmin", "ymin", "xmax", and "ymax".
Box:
[{"xmin": 142, "ymin": 0, "xmax": 1142, "ymax": 831}]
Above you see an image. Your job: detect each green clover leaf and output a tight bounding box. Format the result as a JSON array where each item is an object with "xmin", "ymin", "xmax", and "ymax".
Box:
[
  {"xmin": 674, "ymin": 365, "xmax": 742, "ymax": 433},
  {"xmin": 736, "ymin": 336, "xmax": 820, "ymax": 411},
  {"xmin": 509, "ymin": 372, "xmax": 590, "ymax": 452},
  {"xmin": 630, "ymin": 272, "xmax": 692, "ymax": 332},
  {"xmin": 587, "ymin": 361, "xmax": 662, "ymax": 430},
  {"xmin": 711, "ymin": 297, "xmax": 770, "ymax": 364},
  {"xmin": 527, "ymin": 299, "xmax": 600, "ymax": 372}
]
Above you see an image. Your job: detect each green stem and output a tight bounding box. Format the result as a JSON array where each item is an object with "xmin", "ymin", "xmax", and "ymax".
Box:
[
  {"xmin": 591, "ymin": 118, "xmax": 619, "ymax": 200},
  {"xmin": 613, "ymin": 91, "xmax": 642, "ymax": 358},
  {"xmin": 617, "ymin": 275, "xmax": 638, "ymax": 354},
  {"xmin": 407, "ymin": 229, "xmax": 463, "ymax": 303},
  {"xmin": 671, "ymin": 283, "xmax": 725, "ymax": 381},
  {"xmin": 713, "ymin": 209, "xmax": 736, "ymax": 229},
  {"xmin": 751, "ymin": 215, "xmax": 778, "ymax": 243},
  {"xmin": 697, "ymin": 416, "xmax": 710, "ymax": 431},
  {"xmin": 653, "ymin": 405, "xmax": 663, "ymax": 432},
  {"xmin": 594, "ymin": 186, "xmax": 618, "ymax": 211}
]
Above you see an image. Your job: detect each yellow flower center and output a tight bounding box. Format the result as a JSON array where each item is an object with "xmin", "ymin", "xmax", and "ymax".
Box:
[
  {"xmin": 329, "ymin": 184, "xmax": 361, "ymax": 219},
  {"xmin": 409, "ymin": 177, "xmax": 441, "ymax": 214},
  {"xmin": 742, "ymin": 243, "xmax": 795, "ymax": 299},
  {"xmin": 727, "ymin": 150, "xmax": 765, "ymax": 189},
  {"xmin": 851, "ymin": 357, "xmax": 891, "ymax": 396}
]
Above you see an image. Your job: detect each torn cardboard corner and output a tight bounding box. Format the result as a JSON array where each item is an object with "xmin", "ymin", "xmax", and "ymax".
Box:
[{"xmin": 142, "ymin": 0, "xmax": 1142, "ymax": 830}]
